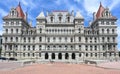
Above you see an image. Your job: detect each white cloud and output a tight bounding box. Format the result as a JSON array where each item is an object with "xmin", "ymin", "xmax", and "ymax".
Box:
[
  {"xmin": 0, "ymin": 8, "xmax": 7, "ymax": 17},
  {"xmin": 74, "ymin": 0, "xmax": 81, "ymax": 3},
  {"xmin": 55, "ymin": 0, "xmax": 61, "ymax": 5},
  {"xmin": 109, "ymin": 0, "xmax": 120, "ymax": 10}
]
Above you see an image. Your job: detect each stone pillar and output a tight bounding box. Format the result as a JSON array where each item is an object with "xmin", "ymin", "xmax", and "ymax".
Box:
[
  {"xmin": 69, "ymin": 53, "xmax": 72, "ymax": 62},
  {"xmin": 62, "ymin": 53, "xmax": 65, "ymax": 62},
  {"xmin": 49, "ymin": 53, "xmax": 51, "ymax": 60},
  {"xmin": 55, "ymin": 53, "xmax": 58, "ymax": 61},
  {"xmin": 41, "ymin": 53, "xmax": 45, "ymax": 61},
  {"xmin": 76, "ymin": 53, "xmax": 79, "ymax": 63}
]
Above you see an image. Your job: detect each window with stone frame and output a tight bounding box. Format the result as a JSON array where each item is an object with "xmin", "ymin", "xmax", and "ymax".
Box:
[
  {"xmin": 79, "ymin": 37, "xmax": 81, "ymax": 42},
  {"xmin": 16, "ymin": 37, "xmax": 18, "ymax": 42},
  {"xmin": 39, "ymin": 45, "xmax": 41, "ymax": 50},
  {"xmin": 112, "ymin": 29, "xmax": 115, "ymax": 34},
  {"xmin": 39, "ymin": 37, "xmax": 42, "ymax": 42},
  {"xmin": 6, "ymin": 29, "xmax": 8, "ymax": 33}
]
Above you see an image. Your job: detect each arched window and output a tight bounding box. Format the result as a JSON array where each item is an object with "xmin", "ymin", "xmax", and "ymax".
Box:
[
  {"xmin": 50, "ymin": 17, "xmax": 53, "ymax": 22},
  {"xmin": 11, "ymin": 37, "xmax": 13, "ymax": 42},
  {"xmin": 106, "ymin": 11, "xmax": 109, "ymax": 17},
  {"xmin": 59, "ymin": 16, "xmax": 62, "ymax": 22},
  {"xmin": 113, "ymin": 37, "xmax": 115, "ymax": 42},
  {"xmin": 16, "ymin": 37, "xmax": 18, "ymax": 42},
  {"xmin": 102, "ymin": 37, "xmax": 104, "ymax": 42},
  {"xmin": 107, "ymin": 37, "xmax": 110, "ymax": 42},
  {"xmin": 6, "ymin": 29, "xmax": 8, "ymax": 33},
  {"xmin": 28, "ymin": 46, "xmax": 30, "ymax": 50},
  {"xmin": 107, "ymin": 29, "xmax": 109, "ymax": 34},
  {"xmin": 16, "ymin": 29, "xmax": 18, "ymax": 33},
  {"xmin": 67, "ymin": 17, "xmax": 70, "ymax": 22},
  {"xmin": 11, "ymin": 29, "xmax": 13, "ymax": 33},
  {"xmin": 86, "ymin": 53, "xmax": 88, "ymax": 57},
  {"xmin": 112, "ymin": 29, "xmax": 114, "ymax": 34},
  {"xmin": 102, "ymin": 29, "xmax": 104, "ymax": 34},
  {"xmin": 23, "ymin": 53, "xmax": 25, "ymax": 57},
  {"xmin": 12, "ymin": 11, "xmax": 14, "ymax": 16},
  {"xmin": 79, "ymin": 37, "xmax": 81, "ymax": 42},
  {"xmin": 40, "ymin": 28, "xmax": 42, "ymax": 33},
  {"xmin": 28, "ymin": 53, "xmax": 30, "ymax": 57},
  {"xmin": 39, "ymin": 37, "xmax": 42, "ymax": 42}
]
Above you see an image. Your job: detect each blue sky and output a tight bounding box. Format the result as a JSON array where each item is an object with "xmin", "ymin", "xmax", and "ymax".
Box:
[{"xmin": 0, "ymin": 0, "xmax": 120, "ymax": 50}]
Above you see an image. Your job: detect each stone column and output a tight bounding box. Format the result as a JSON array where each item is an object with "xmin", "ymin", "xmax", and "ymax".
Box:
[
  {"xmin": 41, "ymin": 53, "xmax": 45, "ymax": 61},
  {"xmin": 49, "ymin": 53, "xmax": 51, "ymax": 60},
  {"xmin": 62, "ymin": 53, "xmax": 65, "ymax": 62},
  {"xmin": 76, "ymin": 53, "xmax": 79, "ymax": 63},
  {"xmin": 55, "ymin": 53, "xmax": 58, "ymax": 61},
  {"xmin": 69, "ymin": 53, "xmax": 72, "ymax": 62}
]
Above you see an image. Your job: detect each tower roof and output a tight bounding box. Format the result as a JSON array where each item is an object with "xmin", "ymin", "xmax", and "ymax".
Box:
[
  {"xmin": 3, "ymin": 2, "xmax": 25, "ymax": 20},
  {"xmin": 75, "ymin": 11, "xmax": 83, "ymax": 19},
  {"xmin": 16, "ymin": 2, "xmax": 25, "ymax": 19},
  {"xmin": 36, "ymin": 11, "xmax": 45, "ymax": 19},
  {"xmin": 96, "ymin": 2, "xmax": 105, "ymax": 19}
]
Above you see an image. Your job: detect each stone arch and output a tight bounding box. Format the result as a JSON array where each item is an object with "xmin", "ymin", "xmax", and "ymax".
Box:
[
  {"xmin": 52, "ymin": 53, "xmax": 55, "ymax": 59},
  {"xmin": 65, "ymin": 53, "xmax": 69, "ymax": 59},
  {"xmin": 72, "ymin": 53, "xmax": 75, "ymax": 59},
  {"xmin": 45, "ymin": 53, "xmax": 49, "ymax": 59},
  {"xmin": 58, "ymin": 53, "xmax": 62, "ymax": 60}
]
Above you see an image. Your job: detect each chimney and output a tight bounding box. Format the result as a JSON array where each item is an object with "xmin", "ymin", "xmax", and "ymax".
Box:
[{"xmin": 93, "ymin": 12, "xmax": 96, "ymax": 20}]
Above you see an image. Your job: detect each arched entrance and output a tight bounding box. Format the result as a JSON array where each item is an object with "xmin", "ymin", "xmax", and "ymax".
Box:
[
  {"xmin": 52, "ymin": 53, "xmax": 55, "ymax": 59},
  {"xmin": 72, "ymin": 53, "xmax": 75, "ymax": 59},
  {"xmin": 58, "ymin": 53, "xmax": 62, "ymax": 60},
  {"xmin": 45, "ymin": 53, "xmax": 48, "ymax": 59},
  {"xmin": 65, "ymin": 53, "xmax": 69, "ymax": 59}
]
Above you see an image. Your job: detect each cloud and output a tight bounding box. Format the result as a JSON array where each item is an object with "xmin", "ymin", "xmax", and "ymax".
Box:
[
  {"xmin": 0, "ymin": 8, "xmax": 7, "ymax": 17},
  {"xmin": 109, "ymin": 0, "xmax": 120, "ymax": 10},
  {"xmin": 74, "ymin": 0, "xmax": 81, "ymax": 3}
]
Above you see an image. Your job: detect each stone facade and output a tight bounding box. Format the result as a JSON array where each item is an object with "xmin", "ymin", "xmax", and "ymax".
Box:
[
  {"xmin": 0, "ymin": 35, "xmax": 2, "ymax": 49},
  {"xmin": 1, "ymin": 3, "xmax": 119, "ymax": 62}
]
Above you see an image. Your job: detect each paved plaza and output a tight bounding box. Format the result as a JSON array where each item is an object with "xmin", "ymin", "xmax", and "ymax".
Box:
[{"xmin": 0, "ymin": 61, "xmax": 120, "ymax": 74}]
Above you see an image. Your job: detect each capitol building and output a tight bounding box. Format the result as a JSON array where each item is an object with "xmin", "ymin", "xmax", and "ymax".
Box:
[{"xmin": 1, "ymin": 3, "xmax": 119, "ymax": 62}]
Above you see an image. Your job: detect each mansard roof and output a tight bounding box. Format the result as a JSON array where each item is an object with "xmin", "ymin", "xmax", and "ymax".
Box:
[
  {"xmin": 3, "ymin": 2, "xmax": 25, "ymax": 20},
  {"xmin": 75, "ymin": 11, "xmax": 83, "ymax": 19},
  {"xmin": 16, "ymin": 2, "xmax": 25, "ymax": 19},
  {"xmin": 96, "ymin": 2, "xmax": 105, "ymax": 19},
  {"xmin": 96, "ymin": 2, "xmax": 117, "ymax": 20},
  {"xmin": 36, "ymin": 11, "xmax": 45, "ymax": 19}
]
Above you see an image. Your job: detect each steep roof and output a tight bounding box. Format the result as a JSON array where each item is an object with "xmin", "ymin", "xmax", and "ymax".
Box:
[
  {"xmin": 96, "ymin": 2, "xmax": 105, "ymax": 19},
  {"xmin": 36, "ymin": 11, "xmax": 45, "ymax": 19},
  {"xmin": 3, "ymin": 2, "xmax": 25, "ymax": 19},
  {"xmin": 16, "ymin": 2, "xmax": 25, "ymax": 19},
  {"xmin": 75, "ymin": 11, "xmax": 83, "ymax": 19}
]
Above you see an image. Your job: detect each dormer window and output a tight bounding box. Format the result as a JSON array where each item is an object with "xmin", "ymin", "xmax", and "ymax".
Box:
[
  {"xmin": 67, "ymin": 17, "xmax": 70, "ymax": 22},
  {"xmin": 11, "ymin": 11, "xmax": 14, "ymax": 16},
  {"xmin": 59, "ymin": 16, "xmax": 62, "ymax": 22},
  {"xmin": 50, "ymin": 17, "xmax": 53, "ymax": 23},
  {"xmin": 106, "ymin": 11, "xmax": 109, "ymax": 16}
]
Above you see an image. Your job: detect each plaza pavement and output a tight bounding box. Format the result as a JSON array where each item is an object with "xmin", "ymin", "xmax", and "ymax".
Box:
[{"xmin": 0, "ymin": 61, "xmax": 120, "ymax": 74}]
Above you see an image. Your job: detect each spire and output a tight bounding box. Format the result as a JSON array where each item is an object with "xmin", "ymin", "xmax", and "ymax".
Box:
[
  {"xmin": 16, "ymin": 2, "xmax": 25, "ymax": 19},
  {"xmin": 75, "ymin": 11, "xmax": 83, "ymax": 19},
  {"xmin": 18, "ymin": 2, "xmax": 20, "ymax": 6},
  {"xmin": 100, "ymin": 2, "xmax": 102, "ymax": 6},
  {"xmin": 96, "ymin": 2, "xmax": 105, "ymax": 19},
  {"xmin": 36, "ymin": 11, "xmax": 45, "ymax": 19}
]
